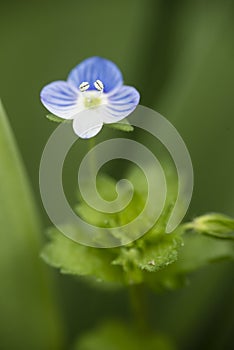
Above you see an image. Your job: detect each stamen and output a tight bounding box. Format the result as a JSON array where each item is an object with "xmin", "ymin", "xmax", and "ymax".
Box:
[
  {"xmin": 79, "ymin": 81, "xmax": 90, "ymax": 92},
  {"xmin": 94, "ymin": 79, "xmax": 104, "ymax": 92}
]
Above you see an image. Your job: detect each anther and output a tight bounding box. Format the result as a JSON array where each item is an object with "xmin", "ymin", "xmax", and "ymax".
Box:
[
  {"xmin": 79, "ymin": 82, "xmax": 90, "ymax": 92},
  {"xmin": 94, "ymin": 79, "xmax": 104, "ymax": 92}
]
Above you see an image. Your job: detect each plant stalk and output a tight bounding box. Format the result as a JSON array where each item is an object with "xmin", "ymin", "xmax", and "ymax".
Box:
[{"xmin": 128, "ymin": 284, "xmax": 150, "ymax": 333}]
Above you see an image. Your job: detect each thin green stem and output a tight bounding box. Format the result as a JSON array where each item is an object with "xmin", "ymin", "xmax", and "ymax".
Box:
[
  {"xmin": 88, "ymin": 137, "xmax": 96, "ymax": 175},
  {"xmin": 128, "ymin": 284, "xmax": 150, "ymax": 333}
]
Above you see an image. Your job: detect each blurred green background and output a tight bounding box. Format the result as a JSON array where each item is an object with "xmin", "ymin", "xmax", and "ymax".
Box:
[{"xmin": 1, "ymin": 0, "xmax": 234, "ymax": 349}]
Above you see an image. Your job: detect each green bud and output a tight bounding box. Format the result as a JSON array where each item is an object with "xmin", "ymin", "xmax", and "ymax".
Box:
[{"xmin": 191, "ymin": 213, "xmax": 234, "ymax": 239}]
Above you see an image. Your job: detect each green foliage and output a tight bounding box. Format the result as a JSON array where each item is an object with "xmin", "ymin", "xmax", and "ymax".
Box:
[
  {"xmin": 46, "ymin": 113, "xmax": 71, "ymax": 123},
  {"xmin": 188, "ymin": 213, "xmax": 234, "ymax": 239},
  {"xmin": 41, "ymin": 227, "xmax": 183, "ymax": 287},
  {"xmin": 146, "ymin": 232, "xmax": 234, "ymax": 292},
  {"xmin": 0, "ymin": 102, "xmax": 63, "ymax": 350},
  {"xmin": 41, "ymin": 228, "xmax": 124, "ymax": 285},
  {"xmin": 42, "ymin": 167, "xmax": 234, "ymax": 293},
  {"xmin": 42, "ymin": 168, "xmax": 184, "ymax": 287},
  {"xmin": 104, "ymin": 118, "xmax": 134, "ymax": 132},
  {"xmin": 73, "ymin": 321, "xmax": 174, "ymax": 350},
  {"xmin": 137, "ymin": 234, "xmax": 183, "ymax": 272},
  {"xmin": 75, "ymin": 173, "xmax": 147, "ymax": 245},
  {"xmin": 112, "ymin": 232, "xmax": 183, "ymax": 285},
  {"xmin": 46, "ymin": 114, "xmax": 134, "ymax": 133}
]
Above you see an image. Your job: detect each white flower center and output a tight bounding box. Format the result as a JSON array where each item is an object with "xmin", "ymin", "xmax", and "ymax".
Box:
[{"xmin": 79, "ymin": 80, "xmax": 107, "ymax": 109}]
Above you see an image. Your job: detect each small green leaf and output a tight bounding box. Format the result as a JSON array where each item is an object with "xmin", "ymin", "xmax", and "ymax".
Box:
[
  {"xmin": 190, "ymin": 213, "xmax": 234, "ymax": 239},
  {"xmin": 74, "ymin": 321, "xmax": 175, "ymax": 350},
  {"xmin": 75, "ymin": 173, "xmax": 146, "ymax": 245},
  {"xmin": 146, "ymin": 232, "xmax": 234, "ymax": 292},
  {"xmin": 46, "ymin": 113, "xmax": 70, "ymax": 123},
  {"xmin": 173, "ymin": 232, "xmax": 234, "ymax": 271},
  {"xmin": 75, "ymin": 174, "xmax": 120, "ymax": 228},
  {"xmin": 111, "ymin": 232, "xmax": 183, "ymax": 284},
  {"xmin": 41, "ymin": 228, "xmax": 124, "ymax": 285},
  {"xmin": 138, "ymin": 234, "xmax": 184, "ymax": 272},
  {"xmin": 112, "ymin": 247, "xmax": 144, "ymax": 284},
  {"xmin": 105, "ymin": 118, "xmax": 134, "ymax": 132},
  {"xmin": 113, "ymin": 234, "xmax": 183, "ymax": 273}
]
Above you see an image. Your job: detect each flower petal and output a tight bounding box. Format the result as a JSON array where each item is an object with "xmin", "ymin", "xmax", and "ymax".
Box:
[
  {"xmin": 102, "ymin": 86, "xmax": 140, "ymax": 123},
  {"xmin": 68, "ymin": 57, "xmax": 123, "ymax": 93},
  {"xmin": 72, "ymin": 109, "xmax": 103, "ymax": 139},
  {"xmin": 40, "ymin": 81, "xmax": 80, "ymax": 119}
]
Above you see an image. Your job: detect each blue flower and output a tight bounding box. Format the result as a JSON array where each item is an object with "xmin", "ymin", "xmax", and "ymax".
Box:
[{"xmin": 40, "ymin": 57, "xmax": 140, "ymax": 138}]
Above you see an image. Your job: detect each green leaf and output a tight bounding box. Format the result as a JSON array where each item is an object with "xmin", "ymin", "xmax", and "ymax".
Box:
[
  {"xmin": 172, "ymin": 233, "xmax": 234, "ymax": 273},
  {"xmin": 41, "ymin": 228, "xmax": 125, "ymax": 285},
  {"xmin": 75, "ymin": 173, "xmax": 147, "ymax": 245},
  {"xmin": 112, "ymin": 247, "xmax": 144, "ymax": 284},
  {"xmin": 46, "ymin": 113, "xmax": 70, "ymax": 123},
  {"xmin": 42, "ymin": 168, "xmax": 234, "ymax": 293},
  {"xmin": 75, "ymin": 174, "xmax": 120, "ymax": 228},
  {"xmin": 42, "ymin": 226, "xmax": 183, "ymax": 287},
  {"xmin": 105, "ymin": 118, "xmax": 134, "ymax": 132},
  {"xmin": 42, "ymin": 170, "xmax": 183, "ymax": 286},
  {"xmin": 138, "ymin": 233, "xmax": 184, "ymax": 272},
  {"xmin": 189, "ymin": 213, "xmax": 234, "ymax": 239},
  {"xmin": 46, "ymin": 115, "xmax": 134, "ymax": 131},
  {"xmin": 74, "ymin": 321, "xmax": 175, "ymax": 350},
  {"xmin": 146, "ymin": 232, "xmax": 234, "ymax": 292},
  {"xmin": 0, "ymin": 101, "xmax": 64, "ymax": 349},
  {"xmin": 112, "ymin": 232, "xmax": 183, "ymax": 284}
]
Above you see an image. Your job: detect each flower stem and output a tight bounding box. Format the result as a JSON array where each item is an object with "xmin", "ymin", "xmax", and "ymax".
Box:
[
  {"xmin": 128, "ymin": 284, "xmax": 149, "ymax": 333},
  {"xmin": 88, "ymin": 137, "xmax": 96, "ymax": 175}
]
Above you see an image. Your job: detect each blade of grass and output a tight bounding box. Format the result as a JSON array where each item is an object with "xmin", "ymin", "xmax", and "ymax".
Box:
[{"xmin": 0, "ymin": 101, "xmax": 64, "ymax": 350}]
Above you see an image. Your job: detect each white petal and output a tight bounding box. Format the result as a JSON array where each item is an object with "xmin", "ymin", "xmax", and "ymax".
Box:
[{"xmin": 72, "ymin": 109, "xmax": 103, "ymax": 139}]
